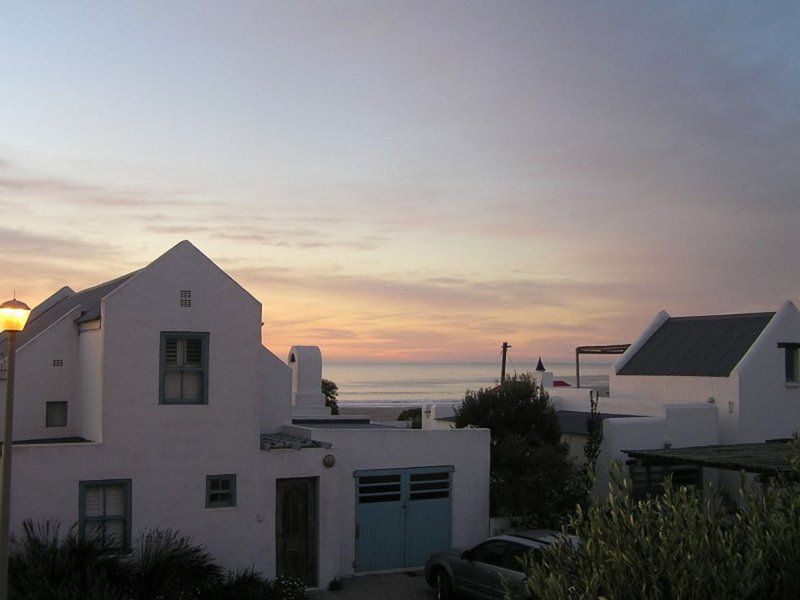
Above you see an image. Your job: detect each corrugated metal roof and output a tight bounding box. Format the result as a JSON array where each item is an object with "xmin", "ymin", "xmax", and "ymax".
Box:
[
  {"xmin": 617, "ymin": 312, "xmax": 774, "ymax": 377},
  {"xmin": 624, "ymin": 440, "xmax": 794, "ymax": 475}
]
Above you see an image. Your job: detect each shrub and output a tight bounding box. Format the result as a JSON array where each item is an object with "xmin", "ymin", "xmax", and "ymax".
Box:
[
  {"xmin": 8, "ymin": 522, "xmax": 307, "ymax": 600},
  {"xmin": 9, "ymin": 520, "xmax": 126, "ymax": 600},
  {"xmin": 521, "ymin": 463, "xmax": 800, "ymax": 599},
  {"xmin": 126, "ymin": 529, "xmax": 222, "ymax": 600},
  {"xmin": 202, "ymin": 568, "xmax": 272, "ymax": 600},
  {"xmin": 455, "ymin": 373, "xmax": 585, "ymax": 525},
  {"xmin": 397, "ymin": 408, "xmax": 421, "ymax": 429},
  {"xmin": 268, "ymin": 576, "xmax": 307, "ymax": 600}
]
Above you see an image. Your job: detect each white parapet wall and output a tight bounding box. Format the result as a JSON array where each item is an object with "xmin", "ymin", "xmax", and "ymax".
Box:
[
  {"xmin": 597, "ymin": 402, "xmax": 720, "ymax": 493},
  {"xmin": 422, "ymin": 402, "xmax": 459, "ymax": 430}
]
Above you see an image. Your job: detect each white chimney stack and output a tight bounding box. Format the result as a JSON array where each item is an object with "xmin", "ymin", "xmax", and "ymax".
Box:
[{"xmin": 288, "ymin": 346, "xmax": 331, "ymax": 417}]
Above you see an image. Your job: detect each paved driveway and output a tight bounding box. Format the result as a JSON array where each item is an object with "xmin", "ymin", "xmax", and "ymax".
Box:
[{"xmin": 309, "ymin": 571, "xmax": 435, "ymax": 600}]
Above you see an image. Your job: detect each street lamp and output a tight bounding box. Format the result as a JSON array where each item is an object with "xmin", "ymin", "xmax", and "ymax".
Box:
[{"xmin": 0, "ymin": 297, "xmax": 30, "ymax": 600}]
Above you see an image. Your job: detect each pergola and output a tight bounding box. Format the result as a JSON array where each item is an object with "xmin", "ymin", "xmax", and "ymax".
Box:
[
  {"xmin": 575, "ymin": 344, "xmax": 630, "ymax": 387},
  {"xmin": 624, "ymin": 440, "xmax": 797, "ymax": 478}
]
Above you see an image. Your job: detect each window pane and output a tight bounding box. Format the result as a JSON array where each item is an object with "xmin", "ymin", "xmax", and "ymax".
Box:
[
  {"xmin": 163, "ymin": 371, "xmax": 182, "ymax": 400},
  {"xmin": 104, "ymin": 486, "xmax": 126, "ymax": 517},
  {"xmin": 473, "ymin": 541, "xmax": 507, "ymax": 566},
  {"xmin": 165, "ymin": 338, "xmax": 178, "ymax": 365},
  {"xmin": 787, "ymin": 348, "xmax": 798, "ymax": 382},
  {"xmin": 46, "ymin": 401, "xmax": 68, "ymax": 427},
  {"xmin": 184, "ymin": 338, "xmax": 203, "ymax": 365},
  {"xmin": 84, "ymin": 521, "xmax": 104, "ymax": 545},
  {"xmin": 104, "ymin": 520, "xmax": 126, "ymax": 550},
  {"xmin": 182, "ymin": 371, "xmax": 203, "ymax": 401},
  {"xmin": 84, "ymin": 488, "xmax": 103, "ymax": 518}
]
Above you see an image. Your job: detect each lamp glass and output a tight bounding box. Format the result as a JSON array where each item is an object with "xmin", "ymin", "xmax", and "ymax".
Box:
[{"xmin": 0, "ymin": 299, "xmax": 31, "ymax": 332}]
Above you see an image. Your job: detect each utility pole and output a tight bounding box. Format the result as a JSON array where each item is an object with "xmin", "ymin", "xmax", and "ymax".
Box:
[{"xmin": 500, "ymin": 342, "xmax": 511, "ymax": 384}]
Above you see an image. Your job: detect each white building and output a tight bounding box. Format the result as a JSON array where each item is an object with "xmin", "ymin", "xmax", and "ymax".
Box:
[
  {"xmin": 0, "ymin": 241, "xmax": 490, "ymax": 587},
  {"xmin": 551, "ymin": 304, "xmax": 800, "ymax": 493}
]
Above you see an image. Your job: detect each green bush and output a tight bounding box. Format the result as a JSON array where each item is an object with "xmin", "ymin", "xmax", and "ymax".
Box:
[
  {"xmin": 8, "ymin": 521, "xmax": 308, "ymax": 600},
  {"xmin": 9, "ymin": 521, "xmax": 126, "ymax": 600},
  {"xmin": 126, "ymin": 529, "xmax": 222, "ymax": 599},
  {"xmin": 455, "ymin": 373, "xmax": 586, "ymax": 525},
  {"xmin": 521, "ymin": 463, "xmax": 800, "ymax": 599},
  {"xmin": 397, "ymin": 408, "xmax": 422, "ymax": 429}
]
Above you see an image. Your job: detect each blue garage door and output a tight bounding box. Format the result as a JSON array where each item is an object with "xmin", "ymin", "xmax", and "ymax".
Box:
[{"xmin": 355, "ymin": 466, "xmax": 453, "ymax": 572}]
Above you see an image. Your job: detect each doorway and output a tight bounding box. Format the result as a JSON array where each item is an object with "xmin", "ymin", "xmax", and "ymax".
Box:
[{"xmin": 276, "ymin": 477, "xmax": 318, "ymax": 586}]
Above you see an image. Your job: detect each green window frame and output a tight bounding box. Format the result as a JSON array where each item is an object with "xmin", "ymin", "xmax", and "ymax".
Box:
[
  {"xmin": 206, "ymin": 474, "xmax": 236, "ymax": 508},
  {"xmin": 79, "ymin": 479, "xmax": 132, "ymax": 553},
  {"xmin": 160, "ymin": 332, "xmax": 209, "ymax": 404},
  {"xmin": 779, "ymin": 343, "xmax": 800, "ymax": 384}
]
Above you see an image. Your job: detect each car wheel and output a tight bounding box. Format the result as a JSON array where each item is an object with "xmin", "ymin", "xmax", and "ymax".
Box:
[{"xmin": 434, "ymin": 569, "xmax": 455, "ymax": 600}]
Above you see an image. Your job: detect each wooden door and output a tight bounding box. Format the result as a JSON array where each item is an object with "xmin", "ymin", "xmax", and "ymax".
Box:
[{"xmin": 276, "ymin": 478, "xmax": 317, "ymax": 586}]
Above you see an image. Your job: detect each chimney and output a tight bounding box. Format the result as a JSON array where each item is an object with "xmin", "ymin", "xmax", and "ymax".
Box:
[{"xmin": 288, "ymin": 346, "xmax": 331, "ymax": 417}]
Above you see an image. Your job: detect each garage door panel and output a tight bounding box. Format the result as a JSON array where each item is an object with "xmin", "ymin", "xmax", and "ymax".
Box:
[{"xmin": 355, "ymin": 467, "xmax": 452, "ymax": 572}]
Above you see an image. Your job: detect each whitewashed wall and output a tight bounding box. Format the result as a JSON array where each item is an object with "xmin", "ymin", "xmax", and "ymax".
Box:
[
  {"xmin": 597, "ymin": 403, "xmax": 719, "ymax": 493},
  {"xmin": 4, "ymin": 306, "xmax": 81, "ymax": 440},
  {"xmin": 1, "ymin": 241, "xmax": 491, "ymax": 589},
  {"xmin": 735, "ymin": 301, "xmax": 800, "ymax": 443}
]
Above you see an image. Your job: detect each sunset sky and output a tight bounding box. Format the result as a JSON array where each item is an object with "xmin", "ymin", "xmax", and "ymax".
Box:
[{"xmin": 1, "ymin": 2, "xmax": 799, "ymax": 363}]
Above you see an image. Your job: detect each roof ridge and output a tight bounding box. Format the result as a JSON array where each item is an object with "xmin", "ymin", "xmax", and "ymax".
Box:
[
  {"xmin": 73, "ymin": 269, "xmax": 141, "ymax": 295},
  {"xmin": 669, "ymin": 311, "xmax": 775, "ymax": 321}
]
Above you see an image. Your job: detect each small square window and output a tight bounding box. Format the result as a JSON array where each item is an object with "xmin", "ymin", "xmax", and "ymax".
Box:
[
  {"xmin": 206, "ymin": 474, "xmax": 236, "ymax": 508},
  {"xmin": 52, "ymin": 359, "xmax": 63, "ymax": 367},
  {"xmin": 46, "ymin": 401, "xmax": 68, "ymax": 427}
]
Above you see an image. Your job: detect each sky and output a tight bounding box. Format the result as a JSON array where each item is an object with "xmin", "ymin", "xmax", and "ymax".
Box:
[{"xmin": 1, "ymin": 1, "xmax": 799, "ymax": 363}]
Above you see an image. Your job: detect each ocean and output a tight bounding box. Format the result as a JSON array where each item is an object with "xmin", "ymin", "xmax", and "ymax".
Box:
[{"xmin": 322, "ymin": 361, "xmax": 612, "ymax": 407}]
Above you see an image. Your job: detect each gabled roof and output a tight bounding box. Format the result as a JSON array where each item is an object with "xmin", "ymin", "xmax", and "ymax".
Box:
[
  {"xmin": 0, "ymin": 271, "xmax": 138, "ymax": 359},
  {"xmin": 617, "ymin": 312, "xmax": 775, "ymax": 377}
]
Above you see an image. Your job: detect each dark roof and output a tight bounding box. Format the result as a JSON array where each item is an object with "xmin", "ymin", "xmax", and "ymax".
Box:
[
  {"xmin": 0, "ymin": 437, "xmax": 93, "ymax": 452},
  {"xmin": 624, "ymin": 440, "xmax": 794, "ymax": 475},
  {"xmin": 535, "ymin": 357, "xmax": 546, "ymax": 371},
  {"xmin": 1, "ymin": 271, "xmax": 138, "ymax": 359},
  {"xmin": 557, "ymin": 410, "xmax": 641, "ymax": 435},
  {"xmin": 617, "ymin": 312, "xmax": 775, "ymax": 377}
]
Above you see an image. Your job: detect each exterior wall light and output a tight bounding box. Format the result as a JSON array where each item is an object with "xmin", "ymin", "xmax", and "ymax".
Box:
[
  {"xmin": 0, "ymin": 295, "xmax": 30, "ymax": 600},
  {"xmin": 322, "ymin": 454, "xmax": 336, "ymax": 468}
]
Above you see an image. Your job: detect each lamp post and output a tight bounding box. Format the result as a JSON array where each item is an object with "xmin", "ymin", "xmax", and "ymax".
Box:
[{"xmin": 0, "ymin": 298, "xmax": 31, "ymax": 600}]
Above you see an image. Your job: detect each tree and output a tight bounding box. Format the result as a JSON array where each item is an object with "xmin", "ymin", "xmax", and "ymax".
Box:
[
  {"xmin": 583, "ymin": 390, "xmax": 603, "ymax": 479},
  {"xmin": 321, "ymin": 379, "xmax": 339, "ymax": 415},
  {"xmin": 520, "ymin": 458, "xmax": 800, "ymax": 600},
  {"xmin": 454, "ymin": 373, "xmax": 585, "ymax": 526},
  {"xmin": 397, "ymin": 408, "xmax": 421, "ymax": 429}
]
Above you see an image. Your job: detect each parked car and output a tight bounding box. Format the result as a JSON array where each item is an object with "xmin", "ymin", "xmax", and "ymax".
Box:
[{"xmin": 424, "ymin": 530, "xmax": 575, "ymax": 599}]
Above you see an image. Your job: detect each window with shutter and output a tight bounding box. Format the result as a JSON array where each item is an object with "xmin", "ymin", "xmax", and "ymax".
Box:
[
  {"xmin": 79, "ymin": 480, "xmax": 131, "ymax": 553},
  {"xmin": 160, "ymin": 332, "xmax": 209, "ymax": 404}
]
